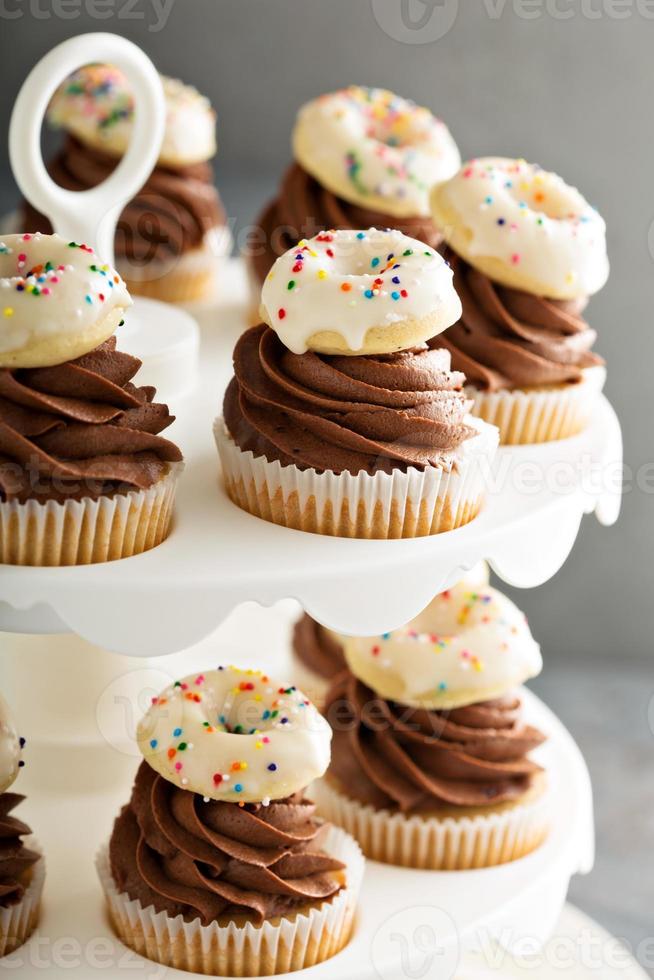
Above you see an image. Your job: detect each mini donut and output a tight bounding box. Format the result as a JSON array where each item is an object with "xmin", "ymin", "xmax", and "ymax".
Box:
[
  {"xmin": 339, "ymin": 575, "xmax": 542, "ymax": 710},
  {"xmin": 48, "ymin": 65, "xmax": 216, "ymax": 167},
  {"xmin": 0, "ymin": 693, "xmax": 22, "ymax": 793},
  {"xmin": 431, "ymin": 157, "xmax": 609, "ymax": 300},
  {"xmin": 293, "ymin": 86, "xmax": 460, "ymax": 218},
  {"xmin": 0, "ymin": 233, "xmax": 131, "ymax": 368},
  {"xmin": 137, "ymin": 667, "xmax": 332, "ymax": 804},
  {"xmin": 259, "ymin": 227, "xmax": 462, "ymax": 355}
]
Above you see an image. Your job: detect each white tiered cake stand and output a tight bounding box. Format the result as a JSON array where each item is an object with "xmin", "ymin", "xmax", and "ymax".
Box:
[{"xmin": 0, "ymin": 31, "xmax": 629, "ymax": 980}]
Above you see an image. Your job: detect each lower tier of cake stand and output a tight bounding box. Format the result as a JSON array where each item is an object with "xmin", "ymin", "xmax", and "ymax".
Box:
[{"xmin": 3, "ymin": 602, "xmax": 594, "ymax": 979}]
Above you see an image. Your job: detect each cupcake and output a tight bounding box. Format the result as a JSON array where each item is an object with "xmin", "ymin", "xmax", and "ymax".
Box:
[
  {"xmin": 216, "ymin": 228, "xmax": 499, "ymax": 539},
  {"xmin": 0, "ymin": 693, "xmax": 44, "ymax": 958},
  {"xmin": 0, "ymin": 233, "xmax": 183, "ymax": 565},
  {"xmin": 431, "ymin": 158, "xmax": 608, "ymax": 443},
  {"xmin": 98, "ymin": 667, "xmax": 364, "ymax": 976},
  {"xmin": 291, "ymin": 615, "xmax": 347, "ymax": 707},
  {"xmin": 314, "ymin": 576, "xmax": 549, "ymax": 869},
  {"xmin": 21, "ymin": 65, "xmax": 229, "ymax": 304},
  {"xmin": 247, "ymin": 86, "xmax": 460, "ymax": 301}
]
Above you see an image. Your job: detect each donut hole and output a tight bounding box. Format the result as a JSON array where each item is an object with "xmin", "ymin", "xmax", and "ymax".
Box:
[
  {"xmin": 352, "ymin": 88, "xmax": 433, "ymax": 151},
  {"xmin": 500, "ymin": 164, "xmax": 588, "ymax": 222},
  {"xmin": 369, "ymin": 117, "xmax": 413, "ymax": 149},
  {"xmin": 216, "ymin": 682, "xmax": 295, "ymax": 737},
  {"xmin": 367, "ymin": 111, "xmax": 428, "ymax": 151},
  {"xmin": 525, "ymin": 181, "xmax": 579, "ymax": 221}
]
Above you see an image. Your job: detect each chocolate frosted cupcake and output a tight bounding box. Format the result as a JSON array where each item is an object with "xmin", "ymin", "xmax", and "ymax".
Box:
[
  {"xmin": 0, "ymin": 694, "xmax": 44, "ymax": 958},
  {"xmin": 22, "ymin": 66, "xmax": 229, "ymax": 304},
  {"xmin": 431, "ymin": 158, "xmax": 608, "ymax": 443},
  {"xmin": 217, "ymin": 229, "xmax": 498, "ymax": 539},
  {"xmin": 98, "ymin": 667, "xmax": 364, "ymax": 976},
  {"xmin": 248, "ymin": 86, "xmax": 460, "ymax": 296},
  {"xmin": 291, "ymin": 615, "xmax": 346, "ymax": 706},
  {"xmin": 314, "ymin": 577, "xmax": 549, "ymax": 870},
  {"xmin": 0, "ymin": 234, "xmax": 182, "ymax": 565}
]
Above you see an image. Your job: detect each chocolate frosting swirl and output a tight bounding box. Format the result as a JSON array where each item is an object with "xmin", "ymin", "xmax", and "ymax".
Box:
[
  {"xmin": 22, "ymin": 135, "xmax": 225, "ymax": 269},
  {"xmin": 293, "ymin": 615, "xmax": 346, "ymax": 680},
  {"xmin": 325, "ymin": 672, "xmax": 545, "ymax": 812},
  {"xmin": 109, "ymin": 761, "xmax": 344, "ymax": 926},
  {"xmin": 0, "ymin": 336, "xmax": 182, "ymax": 503},
  {"xmin": 224, "ymin": 324, "xmax": 476, "ymax": 476},
  {"xmin": 0, "ymin": 794, "xmax": 39, "ymax": 907},
  {"xmin": 436, "ymin": 255, "xmax": 604, "ymax": 392},
  {"xmin": 250, "ymin": 162, "xmax": 443, "ymax": 286}
]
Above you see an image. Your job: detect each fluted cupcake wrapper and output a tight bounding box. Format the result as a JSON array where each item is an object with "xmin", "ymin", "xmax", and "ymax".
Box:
[
  {"xmin": 96, "ymin": 826, "xmax": 364, "ymax": 977},
  {"xmin": 214, "ymin": 416, "xmax": 498, "ymax": 539},
  {"xmin": 467, "ymin": 366, "xmax": 606, "ymax": 446},
  {"xmin": 0, "ymin": 463, "xmax": 182, "ymax": 566},
  {"xmin": 0, "ymin": 840, "xmax": 45, "ymax": 959},
  {"xmin": 313, "ymin": 778, "xmax": 550, "ymax": 871}
]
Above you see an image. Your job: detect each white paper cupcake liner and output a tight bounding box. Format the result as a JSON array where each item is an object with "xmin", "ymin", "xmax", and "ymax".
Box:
[
  {"xmin": 214, "ymin": 416, "xmax": 498, "ymax": 539},
  {"xmin": 97, "ymin": 825, "xmax": 364, "ymax": 977},
  {"xmin": 313, "ymin": 778, "xmax": 550, "ymax": 871},
  {"xmin": 467, "ymin": 366, "xmax": 606, "ymax": 445},
  {"xmin": 0, "ymin": 463, "xmax": 181, "ymax": 566},
  {"xmin": 0, "ymin": 840, "xmax": 45, "ymax": 958}
]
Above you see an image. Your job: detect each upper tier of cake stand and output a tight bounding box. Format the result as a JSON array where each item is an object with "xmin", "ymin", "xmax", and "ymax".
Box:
[{"xmin": 0, "ymin": 260, "xmax": 622, "ymax": 656}]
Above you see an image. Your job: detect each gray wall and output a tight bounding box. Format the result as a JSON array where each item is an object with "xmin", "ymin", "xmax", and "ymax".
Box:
[{"xmin": 0, "ymin": 0, "xmax": 652, "ymax": 663}]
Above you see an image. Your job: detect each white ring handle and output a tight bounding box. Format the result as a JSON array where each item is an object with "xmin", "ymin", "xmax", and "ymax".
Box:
[{"xmin": 9, "ymin": 32, "xmax": 165, "ymax": 266}]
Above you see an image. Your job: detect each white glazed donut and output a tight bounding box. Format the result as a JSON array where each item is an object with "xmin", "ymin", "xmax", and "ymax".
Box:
[
  {"xmin": 0, "ymin": 233, "xmax": 131, "ymax": 368},
  {"xmin": 260, "ymin": 227, "xmax": 462, "ymax": 355},
  {"xmin": 137, "ymin": 667, "xmax": 332, "ymax": 804},
  {"xmin": 48, "ymin": 65, "xmax": 216, "ymax": 167},
  {"xmin": 431, "ymin": 157, "xmax": 609, "ymax": 300},
  {"xmin": 0, "ymin": 693, "xmax": 22, "ymax": 794},
  {"xmin": 339, "ymin": 574, "xmax": 542, "ymax": 710},
  {"xmin": 293, "ymin": 86, "xmax": 460, "ymax": 218}
]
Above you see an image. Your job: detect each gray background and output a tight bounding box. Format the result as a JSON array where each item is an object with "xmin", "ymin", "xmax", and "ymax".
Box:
[{"xmin": 0, "ymin": 0, "xmax": 652, "ymax": 970}]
